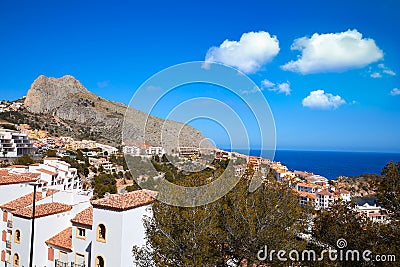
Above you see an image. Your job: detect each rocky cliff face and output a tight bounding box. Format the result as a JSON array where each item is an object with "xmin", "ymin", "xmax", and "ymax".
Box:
[{"xmin": 24, "ymin": 75, "xmax": 210, "ymax": 149}]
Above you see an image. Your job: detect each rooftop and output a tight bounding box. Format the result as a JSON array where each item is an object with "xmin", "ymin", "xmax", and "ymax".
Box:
[
  {"xmin": 91, "ymin": 190, "xmax": 156, "ymax": 211},
  {"xmin": 13, "ymin": 202, "xmax": 72, "ymax": 219},
  {"xmin": 45, "ymin": 227, "xmax": 72, "ymax": 251},
  {"xmin": 0, "ymin": 171, "xmax": 39, "ymax": 185},
  {"xmin": 1, "ymin": 189, "xmax": 59, "ymax": 211},
  {"xmin": 71, "ymin": 206, "xmax": 93, "ymax": 226},
  {"xmin": 36, "ymin": 168, "xmax": 58, "ymax": 176},
  {"xmin": 317, "ymin": 189, "xmax": 333, "ymax": 196}
]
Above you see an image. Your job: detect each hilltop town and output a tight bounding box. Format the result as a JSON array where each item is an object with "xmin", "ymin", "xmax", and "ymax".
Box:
[{"xmin": 0, "ymin": 94, "xmax": 392, "ymax": 266}]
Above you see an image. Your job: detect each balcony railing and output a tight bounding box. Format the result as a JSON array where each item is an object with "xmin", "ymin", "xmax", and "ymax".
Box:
[
  {"xmin": 55, "ymin": 260, "xmax": 69, "ymax": 267},
  {"xmin": 6, "ymin": 240, "xmax": 11, "ymax": 249},
  {"xmin": 54, "ymin": 260, "xmax": 85, "ymax": 267},
  {"xmin": 7, "ymin": 220, "xmax": 12, "ymax": 228}
]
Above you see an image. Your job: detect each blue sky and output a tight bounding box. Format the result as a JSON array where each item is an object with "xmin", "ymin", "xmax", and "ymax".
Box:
[{"xmin": 0, "ymin": 0, "xmax": 399, "ymax": 152}]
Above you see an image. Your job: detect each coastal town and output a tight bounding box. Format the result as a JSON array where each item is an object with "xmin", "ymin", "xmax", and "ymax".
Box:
[{"xmin": 0, "ymin": 98, "xmax": 391, "ymax": 266}]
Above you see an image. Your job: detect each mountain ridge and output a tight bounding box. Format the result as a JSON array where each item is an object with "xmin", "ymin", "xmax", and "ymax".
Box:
[{"xmin": 22, "ymin": 75, "xmax": 210, "ymax": 149}]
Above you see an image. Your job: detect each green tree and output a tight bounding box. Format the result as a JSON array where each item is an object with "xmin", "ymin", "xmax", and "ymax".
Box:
[
  {"xmin": 133, "ymin": 162, "xmax": 309, "ymax": 266},
  {"xmin": 13, "ymin": 154, "xmax": 35, "ymax": 166},
  {"xmin": 46, "ymin": 149, "xmax": 57, "ymax": 157},
  {"xmin": 376, "ymin": 161, "xmax": 400, "ymax": 219},
  {"xmin": 91, "ymin": 173, "xmax": 117, "ymax": 199}
]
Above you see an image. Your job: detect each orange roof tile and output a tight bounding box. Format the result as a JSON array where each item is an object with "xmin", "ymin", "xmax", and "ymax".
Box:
[
  {"xmin": 36, "ymin": 168, "xmax": 57, "ymax": 176},
  {"xmin": 45, "ymin": 227, "xmax": 72, "ymax": 251},
  {"xmin": 317, "ymin": 189, "xmax": 333, "ymax": 196},
  {"xmin": 293, "ymin": 189, "xmax": 317, "ymax": 199},
  {"xmin": 91, "ymin": 190, "xmax": 156, "ymax": 211},
  {"xmin": 297, "ymin": 182, "xmax": 319, "ymax": 188},
  {"xmin": 13, "ymin": 202, "xmax": 72, "ymax": 219},
  {"xmin": 44, "ymin": 157, "xmax": 60, "ymax": 160},
  {"xmin": 0, "ymin": 189, "xmax": 59, "ymax": 211},
  {"xmin": 71, "ymin": 207, "xmax": 93, "ymax": 226},
  {"xmin": 0, "ymin": 172, "xmax": 39, "ymax": 185}
]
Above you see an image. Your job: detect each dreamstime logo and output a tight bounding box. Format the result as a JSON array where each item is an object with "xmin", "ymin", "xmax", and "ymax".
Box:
[
  {"xmin": 122, "ymin": 61, "xmax": 276, "ymax": 207},
  {"xmin": 257, "ymin": 238, "xmax": 396, "ymax": 263}
]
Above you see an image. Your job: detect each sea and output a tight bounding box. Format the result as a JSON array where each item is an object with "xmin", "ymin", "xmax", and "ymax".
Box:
[{"xmin": 227, "ymin": 149, "xmax": 400, "ymax": 180}]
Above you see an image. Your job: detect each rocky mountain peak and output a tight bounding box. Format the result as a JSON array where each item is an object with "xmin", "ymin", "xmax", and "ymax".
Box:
[
  {"xmin": 25, "ymin": 75, "xmax": 88, "ymax": 113},
  {"xmin": 22, "ymin": 75, "xmax": 210, "ymax": 149}
]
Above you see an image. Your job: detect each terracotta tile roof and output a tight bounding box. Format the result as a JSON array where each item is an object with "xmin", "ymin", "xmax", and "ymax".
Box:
[
  {"xmin": 45, "ymin": 227, "xmax": 72, "ymax": 251},
  {"xmin": 44, "ymin": 157, "xmax": 60, "ymax": 160},
  {"xmin": 36, "ymin": 168, "xmax": 57, "ymax": 176},
  {"xmin": 293, "ymin": 189, "xmax": 317, "ymax": 199},
  {"xmin": 336, "ymin": 189, "xmax": 350, "ymax": 194},
  {"xmin": 297, "ymin": 182, "xmax": 319, "ymax": 188},
  {"xmin": 317, "ymin": 189, "xmax": 333, "ymax": 196},
  {"xmin": 30, "ymin": 163, "xmax": 40, "ymax": 166},
  {"xmin": 1, "ymin": 189, "xmax": 59, "ymax": 211},
  {"xmin": 10, "ymin": 165, "xmax": 28, "ymax": 169},
  {"xmin": 91, "ymin": 190, "xmax": 156, "ymax": 211},
  {"xmin": 71, "ymin": 207, "xmax": 93, "ymax": 226},
  {"xmin": 13, "ymin": 202, "xmax": 72, "ymax": 219},
  {"xmin": 0, "ymin": 171, "xmax": 39, "ymax": 185}
]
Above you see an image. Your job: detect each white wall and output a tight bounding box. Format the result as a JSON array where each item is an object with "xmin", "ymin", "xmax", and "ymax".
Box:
[
  {"xmin": 12, "ymin": 209, "xmax": 73, "ymax": 267},
  {"xmin": 0, "ymin": 183, "xmax": 33, "ymax": 205}
]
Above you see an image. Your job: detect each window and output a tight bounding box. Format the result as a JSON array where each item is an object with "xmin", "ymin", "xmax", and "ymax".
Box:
[
  {"xmin": 14, "ymin": 230, "xmax": 20, "ymax": 243},
  {"xmin": 13, "ymin": 253, "xmax": 19, "ymax": 267},
  {"xmin": 59, "ymin": 251, "xmax": 68, "ymax": 263},
  {"xmin": 75, "ymin": 253, "xmax": 85, "ymax": 266},
  {"xmin": 96, "ymin": 224, "xmax": 106, "ymax": 242},
  {"xmin": 76, "ymin": 227, "xmax": 86, "ymax": 239},
  {"xmin": 96, "ymin": 255, "xmax": 105, "ymax": 267}
]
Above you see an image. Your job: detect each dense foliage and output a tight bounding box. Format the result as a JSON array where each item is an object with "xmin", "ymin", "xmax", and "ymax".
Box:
[
  {"xmin": 91, "ymin": 173, "xmax": 117, "ymax": 199},
  {"xmin": 132, "ymin": 161, "xmax": 310, "ymax": 266}
]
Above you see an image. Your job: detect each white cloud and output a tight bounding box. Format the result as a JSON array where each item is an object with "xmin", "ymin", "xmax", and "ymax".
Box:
[
  {"xmin": 370, "ymin": 72, "xmax": 382, "ymax": 78},
  {"xmin": 369, "ymin": 64, "xmax": 396, "ymax": 78},
  {"xmin": 261, "ymin": 79, "xmax": 275, "ymax": 88},
  {"xmin": 205, "ymin": 31, "xmax": 280, "ymax": 74},
  {"xmin": 282, "ymin": 29, "xmax": 383, "ymax": 74},
  {"xmin": 383, "ymin": 69, "xmax": 396, "ymax": 76},
  {"xmin": 302, "ymin": 90, "xmax": 346, "ymax": 109},
  {"xmin": 390, "ymin": 88, "xmax": 400, "ymax": 96},
  {"xmin": 260, "ymin": 79, "xmax": 291, "ymax": 95}
]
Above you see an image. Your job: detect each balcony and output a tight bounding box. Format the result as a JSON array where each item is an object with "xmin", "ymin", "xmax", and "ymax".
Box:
[
  {"xmin": 7, "ymin": 220, "xmax": 12, "ymax": 228},
  {"xmin": 55, "ymin": 260, "xmax": 69, "ymax": 267},
  {"xmin": 54, "ymin": 260, "xmax": 85, "ymax": 267},
  {"xmin": 6, "ymin": 240, "xmax": 11, "ymax": 249}
]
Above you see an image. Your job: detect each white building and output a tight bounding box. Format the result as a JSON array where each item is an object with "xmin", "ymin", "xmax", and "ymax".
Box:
[
  {"xmin": 95, "ymin": 143, "xmax": 119, "ymax": 155},
  {"xmin": 45, "ymin": 190, "xmax": 156, "ymax": 267},
  {"xmin": 0, "ymin": 129, "xmax": 35, "ymax": 158},
  {"xmin": 316, "ymin": 189, "xmax": 335, "ymax": 209},
  {"xmin": 146, "ymin": 146, "xmax": 166, "ymax": 157},
  {"xmin": 27, "ymin": 158, "xmax": 82, "ymax": 190},
  {"xmin": 123, "ymin": 146, "xmax": 141, "ymax": 157}
]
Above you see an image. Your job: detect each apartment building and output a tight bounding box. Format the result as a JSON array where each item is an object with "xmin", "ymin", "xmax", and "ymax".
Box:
[
  {"xmin": 45, "ymin": 190, "xmax": 156, "ymax": 267},
  {"xmin": 0, "ymin": 129, "xmax": 35, "ymax": 158}
]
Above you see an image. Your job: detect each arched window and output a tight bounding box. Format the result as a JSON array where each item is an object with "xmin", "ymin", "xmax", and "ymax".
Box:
[
  {"xmin": 14, "ymin": 230, "xmax": 20, "ymax": 243},
  {"xmin": 96, "ymin": 224, "xmax": 106, "ymax": 242},
  {"xmin": 96, "ymin": 255, "xmax": 104, "ymax": 267},
  {"xmin": 13, "ymin": 253, "xmax": 19, "ymax": 267}
]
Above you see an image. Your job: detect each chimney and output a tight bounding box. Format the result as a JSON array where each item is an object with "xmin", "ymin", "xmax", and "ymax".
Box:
[{"xmin": 41, "ymin": 187, "xmax": 47, "ymax": 198}]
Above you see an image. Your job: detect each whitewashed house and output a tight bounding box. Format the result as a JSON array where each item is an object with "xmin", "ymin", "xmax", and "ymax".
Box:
[{"xmin": 45, "ymin": 190, "xmax": 156, "ymax": 267}]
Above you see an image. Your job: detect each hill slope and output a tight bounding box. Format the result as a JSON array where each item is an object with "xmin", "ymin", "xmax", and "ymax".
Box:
[{"xmin": 21, "ymin": 75, "xmax": 209, "ymax": 149}]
